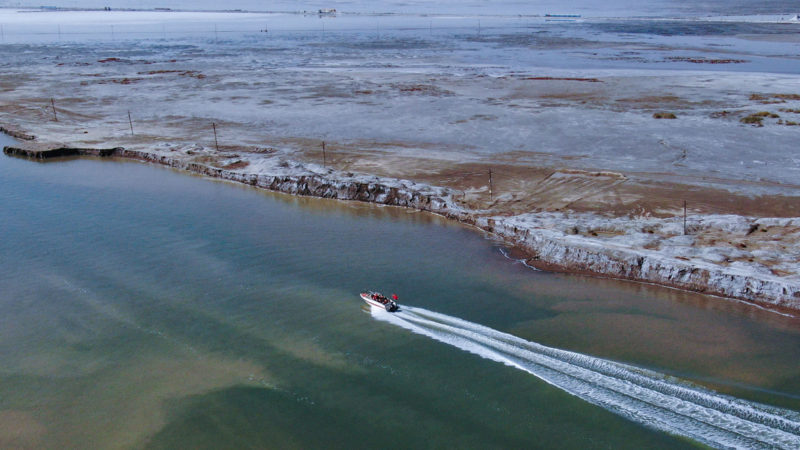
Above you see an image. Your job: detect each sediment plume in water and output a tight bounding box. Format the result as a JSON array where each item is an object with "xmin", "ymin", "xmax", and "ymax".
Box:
[{"xmin": 371, "ymin": 306, "xmax": 800, "ymax": 448}]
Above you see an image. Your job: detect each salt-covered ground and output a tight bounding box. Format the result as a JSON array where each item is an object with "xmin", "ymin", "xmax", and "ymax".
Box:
[
  {"xmin": 498, "ymin": 213, "xmax": 800, "ymax": 281},
  {"xmin": 1, "ymin": 3, "xmax": 799, "ymax": 309}
]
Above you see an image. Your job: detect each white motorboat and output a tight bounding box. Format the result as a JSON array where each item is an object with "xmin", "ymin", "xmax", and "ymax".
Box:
[{"xmin": 360, "ymin": 291, "xmax": 399, "ymax": 312}]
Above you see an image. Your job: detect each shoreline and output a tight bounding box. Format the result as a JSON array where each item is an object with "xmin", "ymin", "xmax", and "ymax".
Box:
[{"xmin": 5, "ymin": 136, "xmax": 799, "ymax": 314}]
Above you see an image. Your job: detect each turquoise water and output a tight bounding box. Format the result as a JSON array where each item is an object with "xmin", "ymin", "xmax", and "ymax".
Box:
[{"xmin": 1, "ymin": 137, "xmax": 799, "ymax": 448}]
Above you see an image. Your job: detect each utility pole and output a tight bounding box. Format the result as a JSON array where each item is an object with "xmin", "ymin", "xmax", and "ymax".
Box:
[
  {"xmin": 321, "ymin": 141, "xmax": 326, "ymax": 167},
  {"xmin": 50, "ymin": 98, "xmax": 58, "ymax": 121},
  {"xmin": 488, "ymin": 169, "xmax": 493, "ymax": 202},
  {"xmin": 127, "ymin": 110, "xmax": 134, "ymax": 136},
  {"xmin": 683, "ymin": 200, "xmax": 688, "ymax": 235},
  {"xmin": 212, "ymin": 122, "xmax": 219, "ymax": 151}
]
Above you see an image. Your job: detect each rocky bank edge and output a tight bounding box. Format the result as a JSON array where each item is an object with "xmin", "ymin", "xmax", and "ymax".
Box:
[{"xmin": 4, "ymin": 143, "xmax": 799, "ymax": 312}]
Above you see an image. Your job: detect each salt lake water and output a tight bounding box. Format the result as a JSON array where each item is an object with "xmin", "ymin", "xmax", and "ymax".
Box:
[{"xmin": 1, "ymin": 133, "xmax": 799, "ymax": 447}]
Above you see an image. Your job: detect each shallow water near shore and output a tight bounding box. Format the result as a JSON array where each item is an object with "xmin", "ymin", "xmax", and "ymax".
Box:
[{"xmin": 1, "ymin": 133, "xmax": 799, "ymax": 447}]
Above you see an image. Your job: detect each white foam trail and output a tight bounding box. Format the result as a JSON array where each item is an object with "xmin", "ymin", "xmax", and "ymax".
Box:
[{"xmin": 371, "ymin": 305, "xmax": 800, "ymax": 448}]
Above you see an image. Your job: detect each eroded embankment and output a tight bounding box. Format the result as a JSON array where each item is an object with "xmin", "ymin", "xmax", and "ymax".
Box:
[
  {"xmin": 0, "ymin": 126, "xmax": 35, "ymax": 141},
  {"xmin": 4, "ymin": 143, "xmax": 799, "ymax": 312},
  {"xmin": 2, "ymin": 143, "xmax": 458, "ymax": 214},
  {"xmin": 483, "ymin": 217, "xmax": 800, "ymax": 310}
]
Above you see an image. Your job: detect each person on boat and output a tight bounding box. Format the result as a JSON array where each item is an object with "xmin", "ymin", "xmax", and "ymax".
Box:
[{"xmin": 392, "ymin": 294, "xmax": 398, "ymax": 301}]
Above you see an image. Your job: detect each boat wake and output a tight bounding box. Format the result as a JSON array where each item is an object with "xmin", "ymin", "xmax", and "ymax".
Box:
[{"xmin": 371, "ymin": 305, "xmax": 800, "ymax": 448}]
